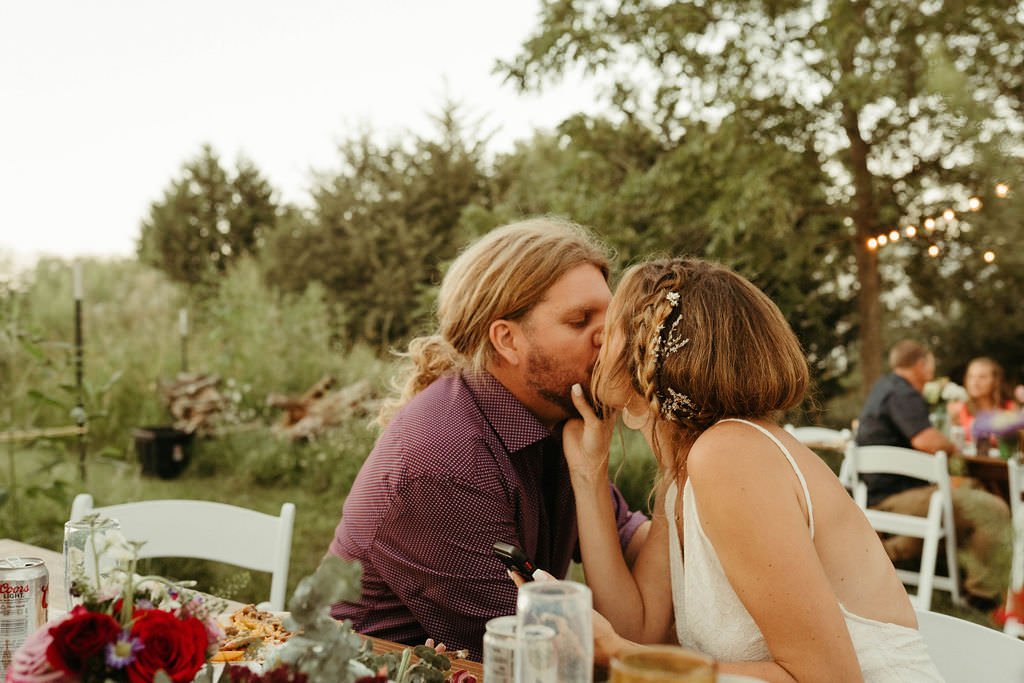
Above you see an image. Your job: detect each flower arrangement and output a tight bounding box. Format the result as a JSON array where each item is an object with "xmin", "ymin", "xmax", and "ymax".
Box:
[
  {"xmin": 922, "ymin": 377, "xmax": 968, "ymax": 406},
  {"xmin": 6, "ymin": 517, "xmax": 475, "ymax": 683},
  {"xmin": 6, "ymin": 515, "xmax": 225, "ymax": 683}
]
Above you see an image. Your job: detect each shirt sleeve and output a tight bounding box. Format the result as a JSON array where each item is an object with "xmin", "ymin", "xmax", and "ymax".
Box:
[
  {"xmin": 369, "ymin": 474, "xmax": 519, "ymax": 660},
  {"xmin": 610, "ymin": 483, "xmax": 649, "ymax": 549},
  {"xmin": 887, "ymin": 388, "xmax": 933, "ymax": 442}
]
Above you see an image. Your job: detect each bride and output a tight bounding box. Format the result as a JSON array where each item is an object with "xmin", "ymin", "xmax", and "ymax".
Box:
[{"xmin": 561, "ymin": 257, "xmax": 942, "ymax": 681}]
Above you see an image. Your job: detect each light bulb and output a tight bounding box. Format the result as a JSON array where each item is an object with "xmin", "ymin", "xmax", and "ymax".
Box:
[
  {"xmin": 943, "ymin": 208, "xmax": 956, "ymax": 221},
  {"xmin": 867, "ymin": 238, "xmax": 878, "ymax": 250},
  {"xmin": 924, "ymin": 217, "xmax": 936, "ymax": 230},
  {"xmin": 905, "ymin": 225, "xmax": 917, "ymax": 238},
  {"xmin": 996, "ymin": 183, "xmax": 1009, "ymax": 198},
  {"xmin": 928, "ymin": 245, "xmax": 940, "ymax": 257},
  {"xmin": 878, "ymin": 234, "xmax": 889, "ymax": 246},
  {"xmin": 983, "ymin": 251, "xmax": 996, "ymax": 263},
  {"xmin": 968, "ymin": 196, "xmax": 982, "ymax": 211},
  {"xmin": 889, "ymin": 229, "xmax": 900, "ymax": 241}
]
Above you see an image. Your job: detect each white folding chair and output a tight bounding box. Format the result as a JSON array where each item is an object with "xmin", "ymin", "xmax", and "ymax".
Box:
[
  {"xmin": 783, "ymin": 424, "xmax": 854, "ymax": 489},
  {"xmin": 848, "ymin": 446, "xmax": 961, "ymax": 610},
  {"xmin": 70, "ymin": 494, "xmax": 295, "ymax": 610},
  {"xmin": 915, "ymin": 608, "xmax": 1024, "ymax": 682},
  {"xmin": 1005, "ymin": 457, "xmax": 1024, "ymax": 637}
]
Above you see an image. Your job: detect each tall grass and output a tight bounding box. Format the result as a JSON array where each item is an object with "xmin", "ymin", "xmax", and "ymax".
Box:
[{"xmin": 0, "ymin": 256, "xmax": 391, "ymax": 602}]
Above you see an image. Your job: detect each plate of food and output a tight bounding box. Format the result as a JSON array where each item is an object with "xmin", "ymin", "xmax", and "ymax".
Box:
[{"xmin": 212, "ymin": 604, "xmax": 294, "ymax": 667}]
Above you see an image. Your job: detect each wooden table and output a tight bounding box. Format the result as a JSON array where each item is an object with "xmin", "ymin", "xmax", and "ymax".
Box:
[
  {"xmin": 959, "ymin": 454, "xmax": 1010, "ymax": 503},
  {"xmin": 2, "ymin": 539, "xmax": 483, "ymax": 679},
  {"xmin": 366, "ymin": 634, "xmax": 484, "ymax": 679}
]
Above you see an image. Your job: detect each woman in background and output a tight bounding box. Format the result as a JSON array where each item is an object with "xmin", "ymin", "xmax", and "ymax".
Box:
[{"xmin": 950, "ymin": 357, "xmax": 1019, "ymax": 448}]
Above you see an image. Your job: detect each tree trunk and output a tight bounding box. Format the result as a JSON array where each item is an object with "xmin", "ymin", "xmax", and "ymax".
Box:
[{"xmin": 842, "ymin": 107, "xmax": 884, "ymax": 394}]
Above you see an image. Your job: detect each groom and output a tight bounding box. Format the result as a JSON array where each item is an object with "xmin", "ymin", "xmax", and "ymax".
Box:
[{"xmin": 326, "ymin": 218, "xmax": 649, "ymax": 659}]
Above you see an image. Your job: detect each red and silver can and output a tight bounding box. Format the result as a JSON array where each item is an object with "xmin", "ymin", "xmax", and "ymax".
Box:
[{"xmin": 0, "ymin": 557, "xmax": 49, "ymax": 681}]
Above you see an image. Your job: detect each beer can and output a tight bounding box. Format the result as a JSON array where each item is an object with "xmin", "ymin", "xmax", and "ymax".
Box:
[{"xmin": 0, "ymin": 557, "xmax": 49, "ymax": 681}]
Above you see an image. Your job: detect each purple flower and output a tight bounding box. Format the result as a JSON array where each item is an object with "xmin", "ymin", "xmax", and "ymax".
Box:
[{"xmin": 105, "ymin": 632, "xmax": 144, "ymax": 668}]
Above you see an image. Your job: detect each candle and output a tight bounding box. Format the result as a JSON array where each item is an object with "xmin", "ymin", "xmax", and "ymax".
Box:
[
  {"xmin": 179, "ymin": 308, "xmax": 188, "ymax": 336},
  {"xmin": 72, "ymin": 262, "xmax": 83, "ymax": 300}
]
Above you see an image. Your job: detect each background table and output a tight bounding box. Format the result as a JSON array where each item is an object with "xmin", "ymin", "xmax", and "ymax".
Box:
[{"xmin": 959, "ymin": 454, "xmax": 1010, "ymax": 503}]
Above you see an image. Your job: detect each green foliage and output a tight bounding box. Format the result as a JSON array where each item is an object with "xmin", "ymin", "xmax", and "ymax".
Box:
[
  {"xmin": 138, "ymin": 145, "xmax": 280, "ymax": 289},
  {"xmin": 262, "ymin": 103, "xmax": 489, "ymax": 349},
  {"xmin": 483, "ymin": 112, "xmax": 854, "ymax": 405},
  {"xmin": 502, "ymin": 0, "xmax": 1024, "ymax": 388}
]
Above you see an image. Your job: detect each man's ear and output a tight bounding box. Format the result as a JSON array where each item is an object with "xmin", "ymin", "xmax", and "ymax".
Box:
[{"xmin": 489, "ymin": 319, "xmax": 523, "ymax": 366}]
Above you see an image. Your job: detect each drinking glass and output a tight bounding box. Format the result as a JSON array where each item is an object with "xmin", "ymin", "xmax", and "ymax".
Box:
[
  {"xmin": 63, "ymin": 516, "xmax": 120, "ymax": 606},
  {"xmin": 484, "ymin": 615, "xmax": 557, "ymax": 683},
  {"xmin": 484, "ymin": 615, "xmax": 518, "ymax": 683},
  {"xmin": 516, "ymin": 580, "xmax": 593, "ymax": 683},
  {"xmin": 609, "ymin": 645, "xmax": 715, "ymax": 683}
]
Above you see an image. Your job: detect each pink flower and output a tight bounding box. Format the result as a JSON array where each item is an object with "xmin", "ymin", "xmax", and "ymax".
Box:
[{"xmin": 5, "ymin": 624, "xmax": 68, "ymax": 683}]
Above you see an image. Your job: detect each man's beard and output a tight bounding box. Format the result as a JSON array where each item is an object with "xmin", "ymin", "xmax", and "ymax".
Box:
[{"xmin": 525, "ymin": 346, "xmax": 594, "ymax": 419}]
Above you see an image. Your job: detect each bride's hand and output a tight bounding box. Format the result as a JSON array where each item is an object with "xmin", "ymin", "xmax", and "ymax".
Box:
[{"xmin": 562, "ymin": 383, "xmax": 617, "ymax": 483}]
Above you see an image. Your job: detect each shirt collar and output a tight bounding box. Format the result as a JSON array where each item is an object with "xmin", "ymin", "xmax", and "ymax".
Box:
[{"xmin": 461, "ymin": 371, "xmax": 552, "ymax": 454}]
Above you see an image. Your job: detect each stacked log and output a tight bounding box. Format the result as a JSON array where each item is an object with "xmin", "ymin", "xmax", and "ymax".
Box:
[
  {"xmin": 158, "ymin": 372, "xmax": 227, "ymax": 436},
  {"xmin": 268, "ymin": 375, "xmax": 378, "ymax": 440}
]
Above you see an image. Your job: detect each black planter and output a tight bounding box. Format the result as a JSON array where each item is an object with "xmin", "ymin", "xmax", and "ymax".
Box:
[{"xmin": 134, "ymin": 426, "xmax": 193, "ymax": 479}]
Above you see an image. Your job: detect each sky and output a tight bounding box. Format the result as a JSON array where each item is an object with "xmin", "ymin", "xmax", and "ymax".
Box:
[{"xmin": 0, "ymin": 1, "xmax": 605, "ymax": 266}]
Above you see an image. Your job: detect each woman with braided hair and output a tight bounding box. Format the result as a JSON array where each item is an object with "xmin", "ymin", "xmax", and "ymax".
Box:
[{"xmin": 560, "ymin": 257, "xmax": 942, "ymax": 681}]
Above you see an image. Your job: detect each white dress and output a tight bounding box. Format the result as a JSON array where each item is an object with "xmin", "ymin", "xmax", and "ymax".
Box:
[{"xmin": 666, "ymin": 418, "xmax": 943, "ymax": 681}]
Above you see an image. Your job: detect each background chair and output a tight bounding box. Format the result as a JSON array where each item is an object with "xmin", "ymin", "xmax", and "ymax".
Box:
[
  {"xmin": 915, "ymin": 608, "xmax": 1024, "ymax": 681},
  {"xmin": 848, "ymin": 446, "xmax": 961, "ymax": 610},
  {"xmin": 70, "ymin": 494, "xmax": 295, "ymax": 610},
  {"xmin": 1006, "ymin": 457, "xmax": 1024, "ymax": 637},
  {"xmin": 783, "ymin": 424, "xmax": 855, "ymax": 489}
]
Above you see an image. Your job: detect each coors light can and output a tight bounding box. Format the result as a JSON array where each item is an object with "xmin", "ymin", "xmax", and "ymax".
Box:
[{"xmin": 0, "ymin": 557, "xmax": 49, "ymax": 681}]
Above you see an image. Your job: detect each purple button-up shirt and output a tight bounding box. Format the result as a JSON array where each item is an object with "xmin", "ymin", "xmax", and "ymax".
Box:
[{"xmin": 328, "ymin": 371, "xmax": 647, "ymax": 659}]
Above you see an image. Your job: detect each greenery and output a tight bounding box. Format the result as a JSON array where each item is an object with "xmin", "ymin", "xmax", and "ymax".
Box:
[
  {"xmin": 500, "ymin": 0, "xmax": 1024, "ymax": 390},
  {"xmin": 3, "ymin": 0, "xmax": 1022, "ymax": 639}
]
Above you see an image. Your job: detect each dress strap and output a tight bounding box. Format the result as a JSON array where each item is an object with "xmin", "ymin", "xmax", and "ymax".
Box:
[{"xmin": 716, "ymin": 418, "xmax": 814, "ymax": 539}]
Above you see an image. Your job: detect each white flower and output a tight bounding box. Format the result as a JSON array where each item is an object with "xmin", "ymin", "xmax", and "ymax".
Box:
[
  {"xmin": 922, "ymin": 378, "xmax": 946, "ymax": 405},
  {"xmin": 941, "ymin": 382, "xmax": 968, "ymax": 402},
  {"xmin": 96, "ymin": 531, "xmax": 133, "ymax": 561}
]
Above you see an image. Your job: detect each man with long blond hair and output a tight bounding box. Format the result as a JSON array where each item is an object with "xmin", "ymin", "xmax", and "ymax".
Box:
[{"xmin": 327, "ymin": 218, "xmax": 649, "ymax": 658}]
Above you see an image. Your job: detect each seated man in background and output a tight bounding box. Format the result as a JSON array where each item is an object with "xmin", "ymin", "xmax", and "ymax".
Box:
[
  {"xmin": 857, "ymin": 339, "xmax": 1012, "ymax": 608},
  {"xmin": 326, "ymin": 218, "xmax": 649, "ymax": 659}
]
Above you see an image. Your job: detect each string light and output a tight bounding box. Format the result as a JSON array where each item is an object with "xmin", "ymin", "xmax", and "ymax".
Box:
[{"xmin": 869, "ymin": 181, "xmax": 1012, "ymax": 262}]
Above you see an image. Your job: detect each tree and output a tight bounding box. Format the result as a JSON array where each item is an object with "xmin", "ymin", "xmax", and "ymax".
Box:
[
  {"xmin": 263, "ymin": 104, "xmax": 489, "ymax": 348},
  {"xmin": 138, "ymin": 145, "xmax": 279, "ymax": 288},
  {"xmin": 503, "ymin": 0, "xmax": 1024, "ymax": 390},
  {"xmin": 483, "ymin": 113, "xmax": 854, "ymax": 403}
]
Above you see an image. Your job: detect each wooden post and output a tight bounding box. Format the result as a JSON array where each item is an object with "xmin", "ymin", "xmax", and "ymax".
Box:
[
  {"xmin": 72, "ymin": 262, "xmax": 87, "ymax": 480},
  {"xmin": 179, "ymin": 308, "xmax": 189, "ymax": 372}
]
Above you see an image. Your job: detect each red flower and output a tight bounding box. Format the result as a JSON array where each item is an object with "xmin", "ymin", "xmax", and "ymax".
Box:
[
  {"xmin": 127, "ymin": 608, "xmax": 209, "ymax": 683},
  {"xmin": 46, "ymin": 605, "xmax": 121, "ymax": 676}
]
